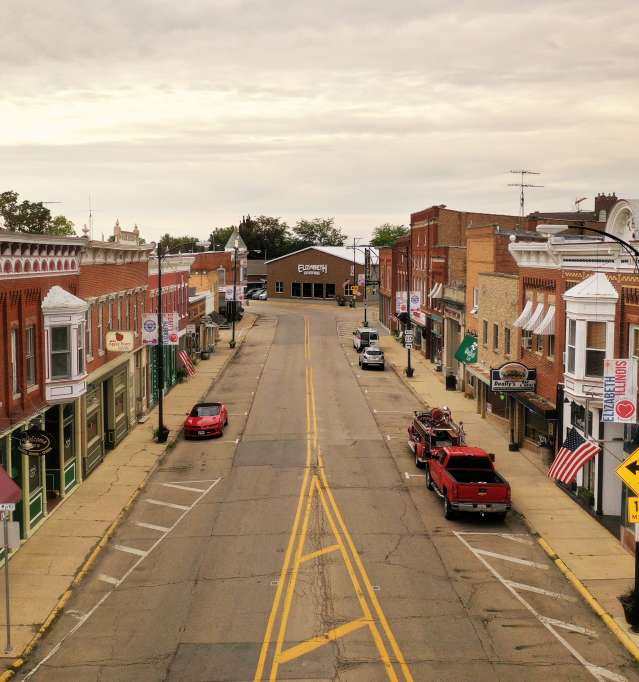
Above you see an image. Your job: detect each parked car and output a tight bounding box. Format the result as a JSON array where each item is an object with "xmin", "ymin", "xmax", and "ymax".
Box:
[
  {"xmin": 247, "ymin": 288, "xmax": 264, "ymax": 299},
  {"xmin": 184, "ymin": 402, "xmax": 229, "ymax": 439},
  {"xmin": 407, "ymin": 407, "xmax": 465, "ymax": 469},
  {"xmin": 426, "ymin": 446, "xmax": 511, "ymax": 520},
  {"xmin": 352, "ymin": 327, "xmax": 379, "ymax": 352},
  {"xmin": 359, "ymin": 347, "xmax": 385, "ymax": 370},
  {"xmin": 257, "ymin": 290, "xmax": 268, "ymax": 300}
]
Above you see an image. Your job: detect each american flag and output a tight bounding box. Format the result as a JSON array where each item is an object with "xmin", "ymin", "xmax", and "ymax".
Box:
[
  {"xmin": 547, "ymin": 427, "xmax": 599, "ymax": 484},
  {"xmin": 178, "ymin": 350, "xmax": 195, "ymax": 377}
]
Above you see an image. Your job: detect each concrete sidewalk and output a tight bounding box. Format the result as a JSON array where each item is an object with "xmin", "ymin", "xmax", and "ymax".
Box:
[
  {"xmin": 379, "ymin": 331, "xmax": 639, "ymax": 656},
  {"xmin": 0, "ymin": 314, "xmax": 256, "ymax": 667}
]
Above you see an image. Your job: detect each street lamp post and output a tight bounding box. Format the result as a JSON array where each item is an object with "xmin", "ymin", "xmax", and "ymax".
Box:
[
  {"xmin": 230, "ymin": 236, "xmax": 239, "ymax": 349},
  {"xmin": 156, "ymin": 242, "xmax": 168, "ymax": 443},
  {"xmin": 405, "ymin": 226, "xmax": 414, "ymax": 377}
]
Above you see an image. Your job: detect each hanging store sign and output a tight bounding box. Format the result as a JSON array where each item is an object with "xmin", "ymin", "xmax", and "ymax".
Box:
[
  {"xmin": 490, "ymin": 362, "xmax": 536, "ymax": 392},
  {"xmin": 106, "ymin": 331, "xmax": 134, "ymax": 352},
  {"xmin": 454, "ymin": 334, "xmax": 478, "ymax": 364},
  {"xmin": 162, "ymin": 312, "xmax": 180, "ymax": 346},
  {"xmin": 603, "ymin": 358, "xmax": 638, "ymax": 423},
  {"xmin": 357, "ymin": 273, "xmax": 366, "ymax": 286},
  {"xmin": 443, "ymin": 305, "xmax": 464, "ymax": 325},
  {"xmin": 298, "ymin": 264, "xmax": 327, "ymax": 276},
  {"xmin": 15, "ymin": 429, "xmax": 53, "ymax": 456}
]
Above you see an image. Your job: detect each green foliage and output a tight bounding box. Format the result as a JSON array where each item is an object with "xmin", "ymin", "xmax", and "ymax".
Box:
[
  {"xmin": 0, "ymin": 190, "xmax": 75, "ymax": 235},
  {"xmin": 292, "ymin": 217, "xmax": 346, "ymax": 247},
  {"xmin": 209, "ymin": 215, "xmax": 294, "ymax": 259},
  {"xmin": 159, "ymin": 234, "xmax": 205, "ymax": 254},
  {"xmin": 370, "ymin": 223, "xmax": 408, "ymax": 247}
]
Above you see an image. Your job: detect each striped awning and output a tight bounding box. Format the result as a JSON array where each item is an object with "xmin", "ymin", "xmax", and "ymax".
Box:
[
  {"xmin": 524, "ymin": 303, "xmax": 545, "ymax": 331},
  {"xmin": 430, "ymin": 282, "xmax": 443, "ymax": 299},
  {"xmin": 533, "ymin": 305, "xmax": 555, "ymax": 335},
  {"xmin": 512, "ymin": 300, "xmax": 533, "ymax": 328}
]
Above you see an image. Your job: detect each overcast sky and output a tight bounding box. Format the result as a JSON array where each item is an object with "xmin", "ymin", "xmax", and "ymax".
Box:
[{"xmin": 1, "ymin": 1, "xmax": 637, "ymax": 244}]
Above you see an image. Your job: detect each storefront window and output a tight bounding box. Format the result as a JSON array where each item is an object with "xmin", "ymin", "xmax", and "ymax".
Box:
[
  {"xmin": 524, "ymin": 409, "xmax": 547, "ymax": 441},
  {"xmin": 325, "ymin": 283, "xmax": 335, "ymax": 298},
  {"xmin": 51, "ymin": 326, "xmax": 71, "ymax": 379},
  {"xmin": 115, "ymin": 392, "xmax": 125, "ymax": 417},
  {"xmin": 571, "ymin": 402, "xmax": 586, "ymax": 432},
  {"xmin": 303, "ymin": 282, "xmax": 312, "ymax": 298},
  {"xmin": 28, "ymin": 455, "xmax": 42, "ymax": 493},
  {"xmin": 87, "ymin": 411, "xmax": 99, "ymax": 442},
  {"xmin": 292, "ymin": 282, "xmax": 301, "ymax": 297}
]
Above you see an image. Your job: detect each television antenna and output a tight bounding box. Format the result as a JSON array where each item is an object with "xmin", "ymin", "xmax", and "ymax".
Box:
[
  {"xmin": 574, "ymin": 196, "xmax": 588, "ymax": 212},
  {"xmin": 508, "ymin": 170, "xmax": 543, "ymax": 220}
]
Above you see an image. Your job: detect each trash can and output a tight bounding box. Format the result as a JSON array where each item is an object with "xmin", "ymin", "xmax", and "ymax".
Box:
[{"xmin": 445, "ymin": 373, "xmax": 457, "ymax": 391}]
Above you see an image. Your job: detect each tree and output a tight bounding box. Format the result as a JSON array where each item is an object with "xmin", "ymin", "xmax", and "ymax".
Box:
[
  {"xmin": 292, "ymin": 218, "xmax": 346, "ymax": 247},
  {"xmin": 209, "ymin": 215, "xmax": 295, "ymax": 259},
  {"xmin": 159, "ymin": 234, "xmax": 205, "ymax": 254},
  {"xmin": 0, "ymin": 190, "xmax": 76, "ymax": 235},
  {"xmin": 370, "ymin": 223, "xmax": 408, "ymax": 247},
  {"xmin": 49, "ymin": 215, "xmax": 76, "ymax": 236}
]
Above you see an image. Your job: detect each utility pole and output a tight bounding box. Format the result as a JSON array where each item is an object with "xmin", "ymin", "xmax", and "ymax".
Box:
[
  {"xmin": 352, "ymin": 236, "xmax": 357, "ymax": 308},
  {"xmin": 156, "ymin": 242, "xmax": 168, "ymax": 442},
  {"xmin": 229, "ymin": 220, "xmax": 241, "ymax": 349},
  {"xmin": 508, "ymin": 169, "xmax": 543, "ymax": 223}
]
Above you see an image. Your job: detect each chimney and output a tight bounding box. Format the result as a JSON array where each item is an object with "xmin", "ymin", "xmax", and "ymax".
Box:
[{"xmin": 594, "ymin": 193, "xmax": 618, "ymax": 223}]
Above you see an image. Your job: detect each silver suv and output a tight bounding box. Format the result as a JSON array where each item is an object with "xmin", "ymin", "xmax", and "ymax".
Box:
[{"xmin": 359, "ymin": 347, "xmax": 385, "ymax": 370}]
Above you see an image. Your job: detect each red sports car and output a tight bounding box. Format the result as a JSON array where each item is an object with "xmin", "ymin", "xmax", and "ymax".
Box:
[{"xmin": 184, "ymin": 402, "xmax": 229, "ymax": 439}]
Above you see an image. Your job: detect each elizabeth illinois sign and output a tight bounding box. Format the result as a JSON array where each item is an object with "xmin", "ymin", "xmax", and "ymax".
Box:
[{"xmin": 603, "ymin": 358, "xmax": 638, "ymax": 423}]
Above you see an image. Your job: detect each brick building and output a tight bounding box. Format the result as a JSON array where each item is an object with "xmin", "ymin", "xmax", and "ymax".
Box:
[
  {"xmin": 79, "ymin": 227, "xmax": 154, "ymax": 476},
  {"xmin": 266, "ymin": 246, "xmax": 366, "ymax": 302},
  {"xmin": 509, "ymin": 197, "xmax": 637, "ymax": 549},
  {"xmin": 0, "ymin": 232, "xmax": 87, "ymax": 540}
]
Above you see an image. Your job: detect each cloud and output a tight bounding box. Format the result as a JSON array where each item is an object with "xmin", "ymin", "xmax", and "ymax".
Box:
[{"xmin": 0, "ymin": 0, "xmax": 638, "ymax": 241}]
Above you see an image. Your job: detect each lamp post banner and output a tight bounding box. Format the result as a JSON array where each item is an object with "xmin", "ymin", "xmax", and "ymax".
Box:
[
  {"xmin": 162, "ymin": 313, "xmax": 180, "ymax": 346},
  {"xmin": 142, "ymin": 314, "xmax": 159, "ymax": 346},
  {"xmin": 603, "ymin": 358, "xmax": 638, "ymax": 423}
]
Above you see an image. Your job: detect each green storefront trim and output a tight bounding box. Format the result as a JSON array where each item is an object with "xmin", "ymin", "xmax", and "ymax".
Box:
[{"xmin": 150, "ymin": 345, "xmax": 178, "ymax": 405}]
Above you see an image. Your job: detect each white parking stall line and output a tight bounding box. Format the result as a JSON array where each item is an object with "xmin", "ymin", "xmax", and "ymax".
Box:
[
  {"xmin": 229, "ymin": 412, "xmax": 249, "ymax": 416},
  {"xmin": 24, "ymin": 477, "xmax": 222, "ymax": 680},
  {"xmin": 539, "ymin": 616, "xmax": 598, "ymax": 638},
  {"xmin": 145, "ymin": 499, "xmax": 190, "ymax": 511},
  {"xmin": 454, "ymin": 531, "xmax": 626, "ymax": 682},
  {"xmin": 113, "ymin": 544, "xmax": 148, "ymax": 558},
  {"xmin": 373, "ymin": 409, "xmax": 410, "ymax": 414},
  {"xmin": 500, "ymin": 533, "xmax": 534, "ymax": 545},
  {"xmin": 404, "ymin": 472, "xmax": 424, "ymax": 479},
  {"xmin": 161, "ymin": 482, "xmax": 206, "ymax": 493},
  {"xmin": 136, "ymin": 521, "xmax": 171, "ymax": 533},
  {"xmin": 98, "ymin": 574, "xmax": 120, "ymax": 586},
  {"xmin": 504, "ymin": 580, "xmax": 576, "ymax": 602},
  {"xmin": 474, "ymin": 548, "xmax": 549, "ymax": 570}
]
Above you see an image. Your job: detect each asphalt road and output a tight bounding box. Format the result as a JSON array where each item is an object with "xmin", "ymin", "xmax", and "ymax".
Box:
[{"xmin": 20, "ymin": 302, "xmax": 639, "ymax": 681}]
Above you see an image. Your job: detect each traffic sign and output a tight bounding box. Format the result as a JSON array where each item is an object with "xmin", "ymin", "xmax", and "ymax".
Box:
[
  {"xmin": 628, "ymin": 497, "xmax": 639, "ymax": 524},
  {"xmin": 404, "ymin": 330, "xmax": 414, "ymax": 343},
  {"xmin": 616, "ymin": 448, "xmax": 639, "ymax": 496}
]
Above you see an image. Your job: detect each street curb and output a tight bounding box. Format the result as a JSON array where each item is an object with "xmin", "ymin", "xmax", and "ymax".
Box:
[
  {"xmin": 535, "ymin": 535, "xmax": 639, "ymax": 662},
  {"xmin": 384, "ymin": 346, "xmax": 639, "ymax": 665},
  {"xmin": 0, "ymin": 314, "xmax": 258, "ymax": 680}
]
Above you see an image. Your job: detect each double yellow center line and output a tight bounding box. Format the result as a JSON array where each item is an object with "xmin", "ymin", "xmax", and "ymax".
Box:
[{"xmin": 254, "ymin": 317, "xmax": 413, "ymax": 682}]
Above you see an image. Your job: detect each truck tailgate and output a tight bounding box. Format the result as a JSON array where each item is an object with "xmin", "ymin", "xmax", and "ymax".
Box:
[{"xmin": 455, "ymin": 482, "xmax": 510, "ymax": 503}]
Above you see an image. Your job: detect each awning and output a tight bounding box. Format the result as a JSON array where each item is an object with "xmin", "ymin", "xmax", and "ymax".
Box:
[
  {"xmin": 0, "ymin": 467, "xmax": 21, "ymax": 505},
  {"xmin": 514, "ymin": 391, "xmax": 557, "ymax": 419},
  {"xmin": 430, "ymin": 282, "xmax": 443, "ymax": 299},
  {"xmin": 533, "ymin": 305, "xmax": 555, "ymax": 335},
  {"xmin": 512, "ymin": 300, "xmax": 533, "ymax": 328},
  {"xmin": 428, "ymin": 283, "xmax": 438, "ymax": 298},
  {"xmin": 524, "ymin": 303, "xmax": 544, "ymax": 331},
  {"xmin": 465, "ymin": 364, "xmax": 490, "ymax": 386}
]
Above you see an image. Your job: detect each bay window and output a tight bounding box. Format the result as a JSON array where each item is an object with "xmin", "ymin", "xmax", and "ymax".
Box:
[
  {"xmin": 567, "ymin": 319, "xmax": 576, "ymax": 373},
  {"xmin": 51, "ymin": 326, "xmax": 71, "ymax": 379},
  {"xmin": 77, "ymin": 324, "xmax": 85, "ymax": 374},
  {"xmin": 585, "ymin": 321, "xmax": 606, "ymax": 376}
]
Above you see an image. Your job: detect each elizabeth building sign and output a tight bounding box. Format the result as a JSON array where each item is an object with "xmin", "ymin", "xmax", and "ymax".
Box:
[{"xmin": 298, "ymin": 264, "xmax": 328, "ymax": 276}]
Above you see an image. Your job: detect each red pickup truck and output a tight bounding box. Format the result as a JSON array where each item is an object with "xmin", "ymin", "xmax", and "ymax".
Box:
[{"xmin": 426, "ymin": 446, "xmax": 511, "ymax": 520}]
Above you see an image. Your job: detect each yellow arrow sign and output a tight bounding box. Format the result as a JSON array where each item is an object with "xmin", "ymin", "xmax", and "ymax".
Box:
[{"xmin": 616, "ymin": 447, "xmax": 639, "ymax": 496}]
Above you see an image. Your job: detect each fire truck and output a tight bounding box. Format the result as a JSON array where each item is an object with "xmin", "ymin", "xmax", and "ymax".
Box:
[{"xmin": 407, "ymin": 407, "xmax": 465, "ymax": 469}]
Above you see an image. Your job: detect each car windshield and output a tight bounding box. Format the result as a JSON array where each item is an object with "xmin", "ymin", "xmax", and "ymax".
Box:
[{"xmin": 191, "ymin": 405, "xmax": 221, "ymax": 417}]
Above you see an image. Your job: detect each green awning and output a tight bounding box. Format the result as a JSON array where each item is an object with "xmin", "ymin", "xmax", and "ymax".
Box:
[{"xmin": 454, "ymin": 334, "xmax": 478, "ymax": 364}]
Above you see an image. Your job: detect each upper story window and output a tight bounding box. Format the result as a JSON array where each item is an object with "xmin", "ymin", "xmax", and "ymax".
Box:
[
  {"xmin": 98, "ymin": 304, "xmax": 104, "ymax": 352},
  {"xmin": 11, "ymin": 328, "xmax": 20, "ymax": 395},
  {"xmin": 482, "ymin": 320, "xmax": 488, "ymax": 345},
  {"xmin": 567, "ymin": 319, "xmax": 576, "ymax": 372},
  {"xmin": 86, "ymin": 306, "xmax": 93, "ymax": 358},
  {"xmin": 26, "ymin": 325, "xmax": 36, "ymax": 386},
  {"xmin": 51, "ymin": 326, "xmax": 71, "ymax": 379},
  {"xmin": 77, "ymin": 324, "xmax": 85, "ymax": 374},
  {"xmin": 492, "ymin": 323, "xmax": 499, "ymax": 351},
  {"xmin": 630, "ymin": 325, "xmax": 639, "ymax": 360},
  {"xmin": 504, "ymin": 327, "xmax": 511, "ymax": 355},
  {"xmin": 585, "ymin": 321, "xmax": 606, "ymax": 377}
]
